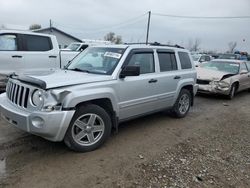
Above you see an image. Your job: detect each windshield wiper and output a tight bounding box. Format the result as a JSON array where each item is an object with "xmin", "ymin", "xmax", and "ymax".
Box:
[{"xmin": 68, "ymin": 68, "xmax": 90, "ymax": 73}]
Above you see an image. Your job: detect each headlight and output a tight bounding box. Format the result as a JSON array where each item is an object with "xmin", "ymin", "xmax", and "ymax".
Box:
[
  {"xmin": 32, "ymin": 89, "xmax": 44, "ymax": 107},
  {"xmin": 214, "ymin": 81, "xmax": 230, "ymax": 88}
]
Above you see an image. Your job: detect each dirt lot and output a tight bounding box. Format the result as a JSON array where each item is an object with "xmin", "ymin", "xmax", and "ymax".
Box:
[{"xmin": 0, "ymin": 92, "xmax": 250, "ymax": 188}]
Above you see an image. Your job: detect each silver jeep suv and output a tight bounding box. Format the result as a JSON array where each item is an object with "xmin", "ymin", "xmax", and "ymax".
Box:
[{"xmin": 0, "ymin": 44, "xmax": 198, "ymax": 152}]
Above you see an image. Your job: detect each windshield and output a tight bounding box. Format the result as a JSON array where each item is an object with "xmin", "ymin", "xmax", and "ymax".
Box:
[
  {"xmin": 66, "ymin": 43, "xmax": 81, "ymax": 51},
  {"xmin": 67, "ymin": 47, "xmax": 125, "ymax": 75},
  {"xmin": 192, "ymin": 55, "xmax": 200, "ymax": 61},
  {"xmin": 200, "ymin": 61, "xmax": 239, "ymax": 74}
]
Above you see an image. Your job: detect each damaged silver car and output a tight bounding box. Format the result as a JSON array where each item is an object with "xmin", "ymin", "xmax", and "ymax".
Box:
[{"xmin": 196, "ymin": 59, "xmax": 250, "ymax": 99}]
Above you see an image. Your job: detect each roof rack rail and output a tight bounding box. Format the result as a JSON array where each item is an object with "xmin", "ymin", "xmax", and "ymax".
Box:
[{"xmin": 123, "ymin": 42, "xmax": 185, "ymax": 49}]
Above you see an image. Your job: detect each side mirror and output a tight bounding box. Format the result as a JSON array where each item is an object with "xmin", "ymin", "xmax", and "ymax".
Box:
[
  {"xmin": 240, "ymin": 70, "xmax": 248, "ymax": 75},
  {"xmin": 120, "ymin": 65, "xmax": 140, "ymax": 78}
]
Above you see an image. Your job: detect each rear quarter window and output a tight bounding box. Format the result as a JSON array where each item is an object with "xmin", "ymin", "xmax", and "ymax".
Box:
[{"xmin": 178, "ymin": 52, "xmax": 192, "ymax": 69}]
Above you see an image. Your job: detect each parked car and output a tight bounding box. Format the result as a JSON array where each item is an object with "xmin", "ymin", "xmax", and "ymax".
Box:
[
  {"xmin": 0, "ymin": 43, "xmax": 198, "ymax": 152},
  {"xmin": 218, "ymin": 53, "xmax": 241, "ymax": 60},
  {"xmin": 0, "ymin": 30, "xmax": 78, "ymax": 91},
  {"xmin": 63, "ymin": 40, "xmax": 111, "ymax": 52},
  {"xmin": 192, "ymin": 54, "xmax": 213, "ymax": 67},
  {"xmin": 196, "ymin": 59, "xmax": 250, "ymax": 99}
]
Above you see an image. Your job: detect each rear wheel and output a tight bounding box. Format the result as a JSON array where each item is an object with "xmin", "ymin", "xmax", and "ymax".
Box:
[
  {"xmin": 64, "ymin": 104, "xmax": 112, "ymax": 152},
  {"xmin": 171, "ymin": 89, "xmax": 191, "ymax": 118}
]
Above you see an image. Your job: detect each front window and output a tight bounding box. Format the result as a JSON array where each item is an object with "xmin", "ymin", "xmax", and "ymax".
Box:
[
  {"xmin": 0, "ymin": 34, "xmax": 18, "ymax": 51},
  {"xmin": 200, "ymin": 61, "xmax": 240, "ymax": 74},
  {"xmin": 67, "ymin": 47, "xmax": 125, "ymax": 75}
]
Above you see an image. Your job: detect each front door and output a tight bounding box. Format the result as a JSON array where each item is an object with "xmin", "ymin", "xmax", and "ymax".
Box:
[{"xmin": 118, "ymin": 50, "xmax": 160, "ymax": 120}]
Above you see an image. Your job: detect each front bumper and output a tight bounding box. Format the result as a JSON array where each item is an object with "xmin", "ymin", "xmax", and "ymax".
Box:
[
  {"xmin": 0, "ymin": 93, "xmax": 75, "ymax": 141},
  {"xmin": 198, "ymin": 84, "xmax": 230, "ymax": 95}
]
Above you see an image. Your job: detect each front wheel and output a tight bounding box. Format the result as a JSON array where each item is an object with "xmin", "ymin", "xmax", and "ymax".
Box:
[
  {"xmin": 64, "ymin": 104, "xmax": 112, "ymax": 152},
  {"xmin": 227, "ymin": 83, "xmax": 237, "ymax": 100},
  {"xmin": 171, "ymin": 89, "xmax": 191, "ymax": 118}
]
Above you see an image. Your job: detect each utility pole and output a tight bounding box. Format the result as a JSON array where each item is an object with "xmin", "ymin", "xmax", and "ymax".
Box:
[
  {"xmin": 49, "ymin": 19, "xmax": 52, "ymax": 32},
  {"xmin": 146, "ymin": 11, "xmax": 151, "ymax": 44}
]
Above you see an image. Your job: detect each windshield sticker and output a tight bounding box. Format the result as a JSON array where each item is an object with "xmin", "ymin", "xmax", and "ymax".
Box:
[{"xmin": 104, "ymin": 52, "xmax": 122, "ymax": 59}]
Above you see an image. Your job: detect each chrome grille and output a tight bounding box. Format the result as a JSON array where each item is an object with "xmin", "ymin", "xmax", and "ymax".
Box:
[{"xmin": 6, "ymin": 81, "xmax": 30, "ymax": 108}]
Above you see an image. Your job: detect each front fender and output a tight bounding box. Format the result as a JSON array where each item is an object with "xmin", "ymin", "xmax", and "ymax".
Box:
[{"xmin": 62, "ymin": 87, "xmax": 119, "ymax": 113}]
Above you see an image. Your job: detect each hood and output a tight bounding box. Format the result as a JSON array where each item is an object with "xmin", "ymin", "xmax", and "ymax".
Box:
[
  {"xmin": 11, "ymin": 70, "xmax": 114, "ymax": 89},
  {"xmin": 196, "ymin": 67, "xmax": 233, "ymax": 81}
]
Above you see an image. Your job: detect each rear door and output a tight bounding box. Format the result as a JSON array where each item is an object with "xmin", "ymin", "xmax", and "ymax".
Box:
[
  {"xmin": 0, "ymin": 33, "xmax": 25, "ymax": 75},
  {"xmin": 154, "ymin": 50, "xmax": 180, "ymax": 108},
  {"xmin": 20, "ymin": 34, "xmax": 57, "ymax": 73}
]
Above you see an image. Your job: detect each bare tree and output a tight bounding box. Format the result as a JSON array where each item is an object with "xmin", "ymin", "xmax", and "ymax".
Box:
[
  {"xmin": 29, "ymin": 24, "xmax": 41, "ymax": 30},
  {"xmin": 0, "ymin": 24, "xmax": 6, "ymax": 30},
  {"xmin": 228, "ymin": 41, "xmax": 237, "ymax": 53},
  {"xmin": 188, "ymin": 38, "xmax": 201, "ymax": 52},
  {"xmin": 104, "ymin": 32, "xmax": 123, "ymax": 44}
]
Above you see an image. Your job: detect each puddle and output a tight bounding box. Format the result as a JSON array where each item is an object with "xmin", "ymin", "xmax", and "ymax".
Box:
[{"xmin": 0, "ymin": 158, "xmax": 6, "ymax": 179}]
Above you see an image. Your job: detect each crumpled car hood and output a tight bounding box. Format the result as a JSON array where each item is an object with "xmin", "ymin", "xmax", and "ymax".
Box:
[
  {"xmin": 196, "ymin": 67, "xmax": 232, "ymax": 81},
  {"xmin": 12, "ymin": 70, "xmax": 114, "ymax": 89}
]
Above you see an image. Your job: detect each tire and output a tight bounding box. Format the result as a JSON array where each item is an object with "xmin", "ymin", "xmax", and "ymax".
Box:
[
  {"xmin": 171, "ymin": 89, "xmax": 191, "ymax": 118},
  {"xmin": 64, "ymin": 104, "xmax": 112, "ymax": 152},
  {"xmin": 227, "ymin": 83, "xmax": 237, "ymax": 100}
]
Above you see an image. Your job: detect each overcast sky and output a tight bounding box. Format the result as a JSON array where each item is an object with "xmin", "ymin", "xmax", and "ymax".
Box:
[{"xmin": 0, "ymin": 0, "xmax": 250, "ymax": 52}]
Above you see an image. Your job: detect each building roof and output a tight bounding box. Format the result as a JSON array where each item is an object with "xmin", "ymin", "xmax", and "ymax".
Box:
[{"xmin": 33, "ymin": 27, "xmax": 82, "ymax": 42}]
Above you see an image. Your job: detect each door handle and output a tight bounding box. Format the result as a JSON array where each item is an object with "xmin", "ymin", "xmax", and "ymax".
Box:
[
  {"xmin": 148, "ymin": 79, "xmax": 158, "ymax": 83},
  {"xmin": 12, "ymin": 55, "xmax": 22, "ymax": 58},
  {"xmin": 174, "ymin": 76, "xmax": 181, "ymax": 79},
  {"xmin": 49, "ymin": 55, "xmax": 57, "ymax": 58}
]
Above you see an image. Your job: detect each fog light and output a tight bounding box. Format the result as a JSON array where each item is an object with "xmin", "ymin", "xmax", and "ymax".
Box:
[{"xmin": 31, "ymin": 117, "xmax": 44, "ymax": 128}]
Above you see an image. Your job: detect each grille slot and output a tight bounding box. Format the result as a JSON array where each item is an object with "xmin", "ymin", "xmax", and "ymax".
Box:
[
  {"xmin": 6, "ymin": 81, "xmax": 30, "ymax": 108},
  {"xmin": 197, "ymin": 79, "xmax": 210, "ymax": 85}
]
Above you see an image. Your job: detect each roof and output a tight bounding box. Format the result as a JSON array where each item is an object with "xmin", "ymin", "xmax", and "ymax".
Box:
[
  {"xmin": 33, "ymin": 27, "xmax": 82, "ymax": 42},
  {"xmin": 0, "ymin": 29, "xmax": 56, "ymax": 38}
]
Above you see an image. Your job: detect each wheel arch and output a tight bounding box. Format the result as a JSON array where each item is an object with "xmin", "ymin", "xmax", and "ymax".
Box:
[
  {"xmin": 180, "ymin": 84, "xmax": 194, "ymax": 106},
  {"xmin": 75, "ymin": 98, "xmax": 118, "ymax": 132}
]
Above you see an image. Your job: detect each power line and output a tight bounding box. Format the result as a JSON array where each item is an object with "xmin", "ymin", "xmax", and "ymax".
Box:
[
  {"xmin": 53, "ymin": 12, "xmax": 147, "ymax": 33},
  {"xmin": 152, "ymin": 12, "xmax": 250, "ymax": 19}
]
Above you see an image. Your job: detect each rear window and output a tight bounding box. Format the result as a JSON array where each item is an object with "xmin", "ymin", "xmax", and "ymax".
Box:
[
  {"xmin": 178, "ymin": 52, "xmax": 192, "ymax": 69},
  {"xmin": 24, "ymin": 35, "xmax": 52, "ymax": 51},
  {"xmin": 157, "ymin": 52, "xmax": 177, "ymax": 71}
]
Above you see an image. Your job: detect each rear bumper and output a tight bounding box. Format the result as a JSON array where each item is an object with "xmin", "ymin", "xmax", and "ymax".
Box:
[{"xmin": 0, "ymin": 93, "xmax": 75, "ymax": 141}]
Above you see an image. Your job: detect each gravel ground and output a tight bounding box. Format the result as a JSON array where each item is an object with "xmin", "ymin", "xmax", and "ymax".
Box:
[{"xmin": 0, "ymin": 92, "xmax": 250, "ymax": 188}]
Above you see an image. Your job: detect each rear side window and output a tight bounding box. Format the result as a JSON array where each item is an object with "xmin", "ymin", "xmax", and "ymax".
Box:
[
  {"xmin": 157, "ymin": 52, "xmax": 177, "ymax": 71},
  {"xmin": 0, "ymin": 34, "xmax": 18, "ymax": 51},
  {"xmin": 24, "ymin": 35, "xmax": 52, "ymax": 51},
  {"xmin": 178, "ymin": 52, "xmax": 192, "ymax": 69}
]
